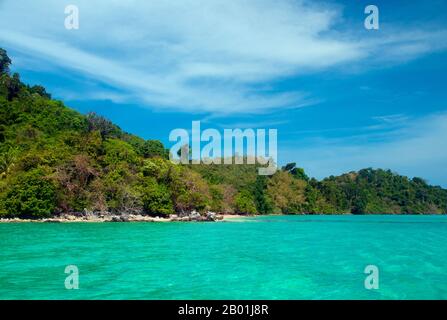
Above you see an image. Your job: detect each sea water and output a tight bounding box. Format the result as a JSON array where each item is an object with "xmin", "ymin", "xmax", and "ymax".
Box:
[{"xmin": 0, "ymin": 215, "xmax": 446, "ymax": 299}]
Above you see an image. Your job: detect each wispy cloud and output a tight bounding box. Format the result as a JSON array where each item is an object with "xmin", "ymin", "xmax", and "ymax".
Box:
[
  {"xmin": 372, "ymin": 114, "xmax": 409, "ymax": 124},
  {"xmin": 0, "ymin": 0, "xmax": 446, "ymax": 114}
]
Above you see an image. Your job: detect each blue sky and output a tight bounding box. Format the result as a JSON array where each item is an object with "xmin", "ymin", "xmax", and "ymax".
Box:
[{"xmin": 1, "ymin": 0, "xmax": 446, "ymax": 185}]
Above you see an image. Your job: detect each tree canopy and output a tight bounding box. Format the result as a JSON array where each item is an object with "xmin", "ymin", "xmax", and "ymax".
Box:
[{"xmin": 0, "ymin": 48, "xmax": 12, "ymax": 75}]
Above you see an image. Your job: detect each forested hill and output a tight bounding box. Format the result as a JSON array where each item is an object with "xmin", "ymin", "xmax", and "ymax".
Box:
[{"xmin": 1, "ymin": 48, "xmax": 446, "ymax": 218}]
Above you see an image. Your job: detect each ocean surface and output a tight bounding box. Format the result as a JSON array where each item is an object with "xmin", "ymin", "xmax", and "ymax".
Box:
[{"xmin": 1, "ymin": 215, "xmax": 446, "ymax": 300}]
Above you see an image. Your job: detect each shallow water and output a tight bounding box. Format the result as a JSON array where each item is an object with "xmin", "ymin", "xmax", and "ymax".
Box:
[{"xmin": 1, "ymin": 215, "xmax": 446, "ymax": 299}]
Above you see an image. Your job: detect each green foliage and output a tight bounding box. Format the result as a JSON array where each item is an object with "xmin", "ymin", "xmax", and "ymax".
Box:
[
  {"xmin": 140, "ymin": 178, "xmax": 174, "ymax": 216},
  {"xmin": 5, "ymin": 73, "xmax": 22, "ymax": 100},
  {"xmin": 234, "ymin": 190, "xmax": 257, "ymax": 215},
  {"xmin": 253, "ymin": 175, "xmax": 273, "ymax": 214},
  {"xmin": 173, "ymin": 168, "xmax": 211, "ymax": 213},
  {"xmin": 0, "ymin": 48, "xmax": 11, "ymax": 75},
  {"xmin": 282, "ymin": 162, "xmax": 309, "ymax": 181},
  {"xmin": 1, "ymin": 169, "xmax": 56, "ymax": 217},
  {"xmin": 103, "ymin": 138, "xmax": 140, "ymax": 166},
  {"xmin": 126, "ymin": 137, "xmax": 169, "ymax": 159},
  {"xmin": 267, "ymin": 171, "xmax": 307, "ymax": 214},
  {"xmin": 86, "ymin": 112, "xmax": 122, "ymax": 139},
  {"xmin": 303, "ymin": 183, "xmax": 337, "ymax": 214},
  {"xmin": 190, "ymin": 160, "xmax": 258, "ymax": 189},
  {"xmin": 52, "ymin": 154, "xmax": 99, "ymax": 212},
  {"xmin": 315, "ymin": 168, "xmax": 447, "ymax": 214},
  {"xmin": 0, "ymin": 147, "xmax": 18, "ymax": 179},
  {"xmin": 27, "ymin": 85, "xmax": 51, "ymax": 99},
  {"xmin": 142, "ymin": 140, "xmax": 169, "ymax": 159},
  {"xmin": 209, "ymin": 184, "xmax": 225, "ymax": 212}
]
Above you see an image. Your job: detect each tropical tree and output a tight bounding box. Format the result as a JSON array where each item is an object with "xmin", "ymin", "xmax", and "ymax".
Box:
[
  {"xmin": 0, "ymin": 147, "xmax": 18, "ymax": 179},
  {"xmin": 0, "ymin": 48, "xmax": 11, "ymax": 74},
  {"xmin": 234, "ymin": 190, "xmax": 257, "ymax": 214},
  {"xmin": 1, "ymin": 169, "xmax": 57, "ymax": 218}
]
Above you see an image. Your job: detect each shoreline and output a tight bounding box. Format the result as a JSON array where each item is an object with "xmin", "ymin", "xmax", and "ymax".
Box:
[
  {"xmin": 0, "ymin": 213, "xmax": 248, "ymax": 223},
  {"xmin": 2, "ymin": 213, "xmax": 442, "ymax": 223}
]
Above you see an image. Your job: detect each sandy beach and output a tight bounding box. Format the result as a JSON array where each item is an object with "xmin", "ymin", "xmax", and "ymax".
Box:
[{"xmin": 0, "ymin": 214, "xmax": 248, "ymax": 223}]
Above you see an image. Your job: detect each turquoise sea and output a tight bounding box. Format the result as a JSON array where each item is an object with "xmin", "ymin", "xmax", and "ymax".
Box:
[{"xmin": 0, "ymin": 215, "xmax": 446, "ymax": 300}]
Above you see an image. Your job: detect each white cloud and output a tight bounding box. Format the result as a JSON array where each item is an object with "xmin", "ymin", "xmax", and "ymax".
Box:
[{"xmin": 0, "ymin": 0, "xmax": 445, "ymax": 114}]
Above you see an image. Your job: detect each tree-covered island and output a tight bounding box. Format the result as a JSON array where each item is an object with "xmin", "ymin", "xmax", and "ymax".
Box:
[{"xmin": 1, "ymin": 48, "xmax": 446, "ymax": 221}]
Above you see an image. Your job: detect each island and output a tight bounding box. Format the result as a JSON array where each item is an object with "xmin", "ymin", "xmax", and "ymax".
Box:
[{"xmin": 1, "ymin": 48, "xmax": 446, "ymax": 222}]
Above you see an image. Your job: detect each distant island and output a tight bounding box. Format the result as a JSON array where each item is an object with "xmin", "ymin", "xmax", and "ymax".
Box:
[{"xmin": 1, "ymin": 48, "xmax": 446, "ymax": 221}]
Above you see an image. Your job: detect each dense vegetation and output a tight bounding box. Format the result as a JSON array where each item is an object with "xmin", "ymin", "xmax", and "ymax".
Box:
[{"xmin": 1, "ymin": 48, "xmax": 446, "ymax": 218}]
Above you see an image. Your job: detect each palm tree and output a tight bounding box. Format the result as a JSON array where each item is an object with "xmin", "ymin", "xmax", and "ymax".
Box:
[{"xmin": 0, "ymin": 148, "xmax": 17, "ymax": 179}]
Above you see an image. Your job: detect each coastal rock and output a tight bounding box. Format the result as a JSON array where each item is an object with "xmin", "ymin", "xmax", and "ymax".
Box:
[
  {"xmin": 110, "ymin": 216, "xmax": 120, "ymax": 222},
  {"xmin": 111, "ymin": 215, "xmax": 129, "ymax": 222},
  {"xmin": 190, "ymin": 210, "xmax": 201, "ymax": 221},
  {"xmin": 206, "ymin": 211, "xmax": 217, "ymax": 221}
]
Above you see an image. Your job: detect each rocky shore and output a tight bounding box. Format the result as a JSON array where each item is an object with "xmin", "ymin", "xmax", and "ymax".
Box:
[{"xmin": 0, "ymin": 210, "xmax": 227, "ymax": 223}]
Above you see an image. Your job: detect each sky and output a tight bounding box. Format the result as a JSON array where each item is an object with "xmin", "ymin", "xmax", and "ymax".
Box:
[{"xmin": 0, "ymin": 0, "xmax": 446, "ymax": 186}]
